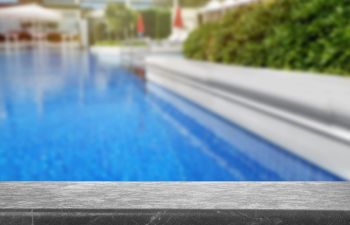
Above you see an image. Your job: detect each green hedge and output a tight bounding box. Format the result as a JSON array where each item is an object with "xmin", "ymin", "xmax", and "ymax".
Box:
[
  {"xmin": 140, "ymin": 9, "xmax": 171, "ymax": 39},
  {"xmin": 184, "ymin": 0, "xmax": 350, "ymax": 76}
]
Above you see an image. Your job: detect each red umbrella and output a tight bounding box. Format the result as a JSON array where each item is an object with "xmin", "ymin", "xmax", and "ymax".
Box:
[
  {"xmin": 137, "ymin": 14, "xmax": 145, "ymax": 35},
  {"xmin": 173, "ymin": 6, "xmax": 184, "ymax": 29}
]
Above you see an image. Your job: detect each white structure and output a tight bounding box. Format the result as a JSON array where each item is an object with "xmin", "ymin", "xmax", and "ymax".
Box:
[
  {"xmin": 43, "ymin": 1, "xmax": 85, "ymax": 47},
  {"xmin": 222, "ymin": 0, "xmax": 256, "ymax": 9},
  {"xmin": 53, "ymin": 8, "xmax": 80, "ymax": 35},
  {"xmin": 201, "ymin": 0, "xmax": 221, "ymax": 13},
  {"xmin": 0, "ymin": 2, "xmax": 89, "ymax": 48},
  {"xmin": 0, "ymin": 3, "xmax": 63, "ymax": 48},
  {"xmin": 200, "ymin": 0, "xmax": 257, "ymax": 23},
  {"xmin": 0, "ymin": 3, "xmax": 62, "ymax": 21}
]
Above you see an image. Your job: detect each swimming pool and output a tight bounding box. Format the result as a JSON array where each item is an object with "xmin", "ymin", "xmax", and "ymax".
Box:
[{"xmin": 0, "ymin": 49, "xmax": 341, "ymax": 181}]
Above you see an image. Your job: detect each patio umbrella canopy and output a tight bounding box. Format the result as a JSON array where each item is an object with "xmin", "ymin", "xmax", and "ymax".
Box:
[
  {"xmin": 201, "ymin": 0, "xmax": 222, "ymax": 13},
  {"xmin": 223, "ymin": 0, "xmax": 239, "ymax": 8},
  {"xmin": 225, "ymin": 0, "xmax": 256, "ymax": 7},
  {"xmin": 137, "ymin": 14, "xmax": 145, "ymax": 35},
  {"xmin": 0, "ymin": 3, "xmax": 62, "ymax": 21},
  {"xmin": 173, "ymin": 6, "xmax": 184, "ymax": 29}
]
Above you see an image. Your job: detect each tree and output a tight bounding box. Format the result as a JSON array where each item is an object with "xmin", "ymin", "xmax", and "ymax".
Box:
[{"xmin": 105, "ymin": 2, "xmax": 136, "ymax": 39}]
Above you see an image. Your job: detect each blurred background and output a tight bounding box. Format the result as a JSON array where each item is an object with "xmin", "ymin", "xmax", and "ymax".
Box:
[
  {"xmin": 0, "ymin": 0, "xmax": 349, "ymax": 181},
  {"xmin": 0, "ymin": 0, "xmax": 206, "ymax": 49}
]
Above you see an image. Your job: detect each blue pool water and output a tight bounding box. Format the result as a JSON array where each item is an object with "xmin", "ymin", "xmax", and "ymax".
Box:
[{"xmin": 0, "ymin": 49, "xmax": 341, "ymax": 181}]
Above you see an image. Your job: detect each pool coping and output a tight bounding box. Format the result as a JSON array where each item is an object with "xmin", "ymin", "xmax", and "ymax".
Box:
[
  {"xmin": 0, "ymin": 182, "xmax": 349, "ymax": 225},
  {"xmin": 145, "ymin": 57, "xmax": 350, "ymax": 180}
]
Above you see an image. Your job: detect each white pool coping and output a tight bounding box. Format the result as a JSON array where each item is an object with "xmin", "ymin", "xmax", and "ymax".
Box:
[{"xmin": 146, "ymin": 57, "xmax": 350, "ymax": 180}]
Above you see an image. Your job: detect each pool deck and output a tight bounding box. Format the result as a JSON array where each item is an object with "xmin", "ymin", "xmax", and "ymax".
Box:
[{"xmin": 0, "ymin": 182, "xmax": 349, "ymax": 224}]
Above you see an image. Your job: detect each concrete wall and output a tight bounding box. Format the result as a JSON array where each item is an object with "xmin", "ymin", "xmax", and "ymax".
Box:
[{"xmin": 146, "ymin": 57, "xmax": 350, "ymax": 180}]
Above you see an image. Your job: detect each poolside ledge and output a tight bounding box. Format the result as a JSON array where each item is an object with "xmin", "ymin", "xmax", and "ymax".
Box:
[
  {"xmin": 0, "ymin": 182, "xmax": 349, "ymax": 225},
  {"xmin": 146, "ymin": 57, "xmax": 350, "ymax": 180}
]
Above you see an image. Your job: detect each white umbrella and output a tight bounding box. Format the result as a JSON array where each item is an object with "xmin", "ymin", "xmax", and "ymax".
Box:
[
  {"xmin": 223, "ymin": 0, "xmax": 239, "ymax": 8},
  {"xmin": 223, "ymin": 0, "xmax": 256, "ymax": 8},
  {"xmin": 0, "ymin": 3, "xmax": 62, "ymax": 21},
  {"xmin": 201, "ymin": 0, "xmax": 222, "ymax": 13}
]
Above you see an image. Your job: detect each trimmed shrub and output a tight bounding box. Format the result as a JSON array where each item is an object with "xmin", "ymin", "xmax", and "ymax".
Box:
[
  {"xmin": 183, "ymin": 23, "xmax": 219, "ymax": 61},
  {"xmin": 140, "ymin": 9, "xmax": 171, "ymax": 39},
  {"xmin": 184, "ymin": 0, "xmax": 350, "ymax": 76},
  {"xmin": 156, "ymin": 10, "xmax": 172, "ymax": 39}
]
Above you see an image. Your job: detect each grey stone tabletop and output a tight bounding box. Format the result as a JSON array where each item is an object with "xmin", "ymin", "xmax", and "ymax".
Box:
[{"xmin": 0, "ymin": 182, "xmax": 349, "ymax": 225}]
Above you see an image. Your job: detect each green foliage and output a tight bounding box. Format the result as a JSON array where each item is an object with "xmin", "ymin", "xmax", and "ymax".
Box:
[
  {"xmin": 105, "ymin": 2, "xmax": 136, "ymax": 39},
  {"xmin": 139, "ymin": 9, "xmax": 171, "ymax": 39},
  {"xmin": 95, "ymin": 40, "xmax": 121, "ymax": 46},
  {"xmin": 184, "ymin": 0, "xmax": 350, "ymax": 76},
  {"xmin": 95, "ymin": 39, "xmax": 147, "ymax": 47},
  {"xmin": 153, "ymin": 0, "xmax": 208, "ymax": 7},
  {"xmin": 102, "ymin": 3, "xmax": 170, "ymax": 41},
  {"xmin": 156, "ymin": 10, "xmax": 172, "ymax": 39},
  {"xmin": 183, "ymin": 23, "xmax": 219, "ymax": 61}
]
